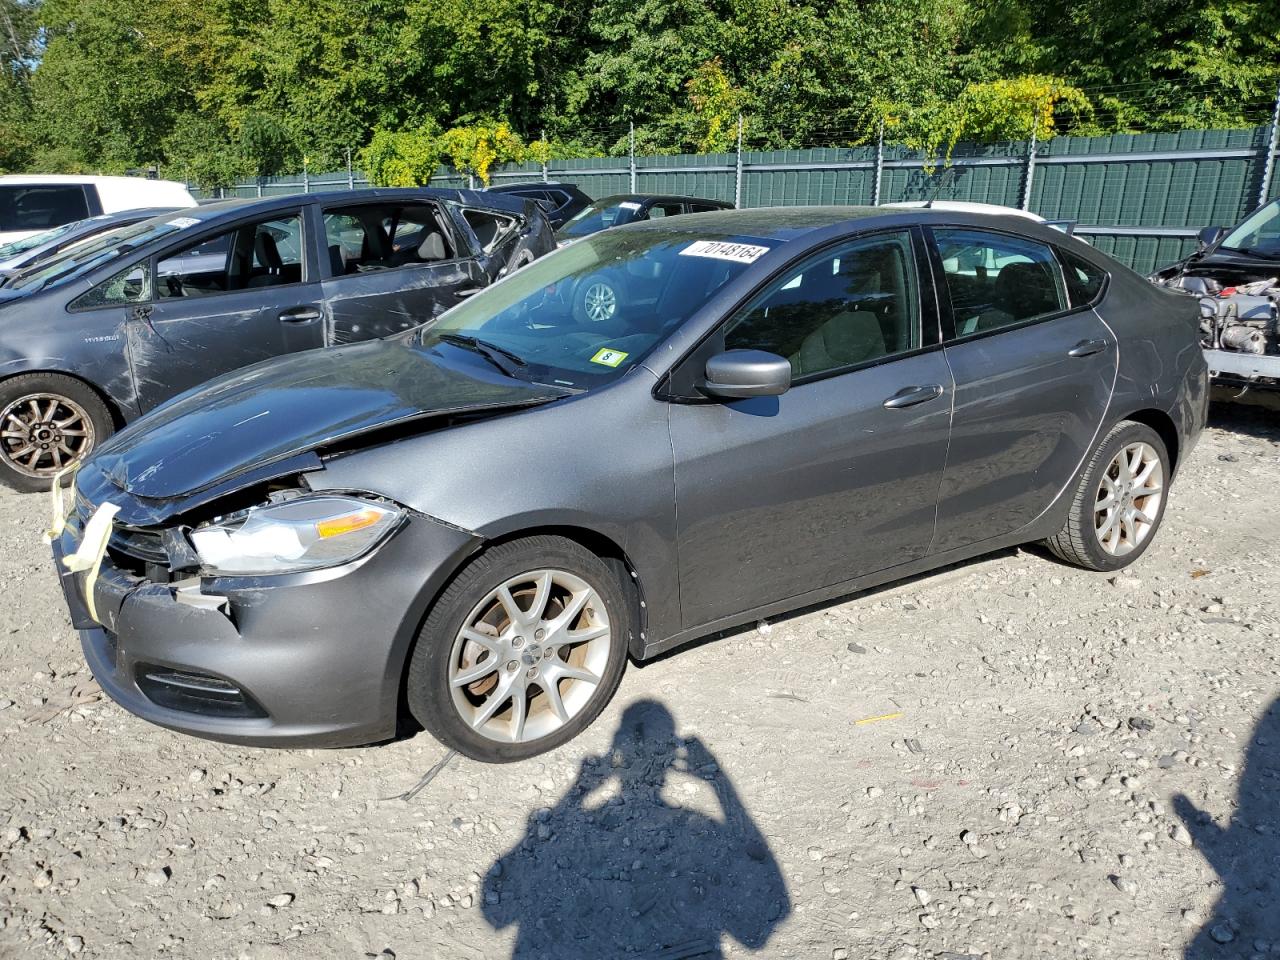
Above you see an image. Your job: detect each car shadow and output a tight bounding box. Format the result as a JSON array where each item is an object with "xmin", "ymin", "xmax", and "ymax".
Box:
[
  {"xmin": 480, "ymin": 699, "xmax": 791, "ymax": 959},
  {"xmin": 641, "ymin": 546, "xmax": 1021, "ymax": 665},
  {"xmin": 1175, "ymin": 695, "xmax": 1280, "ymax": 957},
  {"xmin": 1208, "ymin": 390, "xmax": 1280, "ymax": 443}
]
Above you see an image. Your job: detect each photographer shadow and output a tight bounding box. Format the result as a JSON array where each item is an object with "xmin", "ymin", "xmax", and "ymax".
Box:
[
  {"xmin": 482, "ymin": 699, "xmax": 791, "ymax": 959},
  {"xmin": 1175, "ymin": 696, "xmax": 1280, "ymax": 957}
]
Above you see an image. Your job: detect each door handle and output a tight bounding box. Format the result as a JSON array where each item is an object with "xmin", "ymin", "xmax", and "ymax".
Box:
[
  {"xmin": 129, "ymin": 304, "xmax": 153, "ymax": 322},
  {"xmin": 882, "ymin": 384, "xmax": 944, "ymax": 410},
  {"xmin": 1068, "ymin": 338, "xmax": 1108, "ymax": 358},
  {"xmin": 279, "ymin": 307, "xmax": 321, "ymax": 323}
]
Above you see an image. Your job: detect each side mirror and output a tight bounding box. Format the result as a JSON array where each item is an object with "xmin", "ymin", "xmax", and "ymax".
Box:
[
  {"xmin": 1197, "ymin": 226, "xmax": 1226, "ymax": 251},
  {"xmin": 703, "ymin": 349, "xmax": 791, "ymax": 399}
]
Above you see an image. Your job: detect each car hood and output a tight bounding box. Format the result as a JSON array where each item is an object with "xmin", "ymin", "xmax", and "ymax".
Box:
[
  {"xmin": 1156, "ymin": 248, "xmax": 1280, "ymax": 286},
  {"xmin": 87, "ymin": 338, "xmax": 569, "ymax": 502}
]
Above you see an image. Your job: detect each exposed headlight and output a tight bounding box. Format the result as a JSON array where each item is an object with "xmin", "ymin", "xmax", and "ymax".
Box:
[{"xmin": 190, "ymin": 495, "xmax": 403, "ymax": 576}]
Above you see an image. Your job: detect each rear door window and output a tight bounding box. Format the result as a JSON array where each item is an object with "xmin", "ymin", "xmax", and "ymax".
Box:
[
  {"xmin": 930, "ymin": 228, "xmax": 1067, "ymax": 338},
  {"xmin": 645, "ymin": 202, "xmax": 684, "ymax": 220},
  {"xmin": 0, "ymin": 185, "xmax": 92, "ymax": 232},
  {"xmin": 323, "ymin": 202, "xmax": 454, "ymax": 274}
]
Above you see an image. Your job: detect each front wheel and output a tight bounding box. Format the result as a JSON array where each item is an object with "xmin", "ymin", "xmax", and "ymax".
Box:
[
  {"xmin": 1045, "ymin": 420, "xmax": 1169, "ymax": 571},
  {"xmin": 406, "ymin": 536, "xmax": 630, "ymax": 762},
  {"xmin": 0, "ymin": 374, "xmax": 114, "ymax": 493},
  {"xmin": 572, "ymin": 272, "xmax": 624, "ymax": 325}
]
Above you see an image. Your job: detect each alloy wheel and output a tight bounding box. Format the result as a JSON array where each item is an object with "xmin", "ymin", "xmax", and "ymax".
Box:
[
  {"xmin": 582, "ymin": 281, "xmax": 617, "ymax": 322},
  {"xmin": 448, "ymin": 568, "xmax": 612, "ymax": 744},
  {"xmin": 1093, "ymin": 441, "xmax": 1164, "ymax": 557},
  {"xmin": 0, "ymin": 393, "xmax": 96, "ymax": 479}
]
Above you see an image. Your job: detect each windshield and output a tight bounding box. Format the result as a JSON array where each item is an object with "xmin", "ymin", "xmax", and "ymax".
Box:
[
  {"xmin": 1219, "ymin": 199, "xmax": 1280, "ymax": 258},
  {"xmin": 415, "ymin": 227, "xmax": 777, "ymax": 389},
  {"xmin": 0, "ymin": 220, "xmax": 82, "ymax": 259},
  {"xmin": 558, "ymin": 198, "xmax": 646, "ymax": 239},
  {"xmin": 4, "ymin": 217, "xmax": 186, "ymax": 294}
]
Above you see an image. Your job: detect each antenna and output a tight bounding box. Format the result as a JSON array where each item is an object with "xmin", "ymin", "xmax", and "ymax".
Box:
[{"xmin": 923, "ymin": 166, "xmax": 957, "ymax": 208}]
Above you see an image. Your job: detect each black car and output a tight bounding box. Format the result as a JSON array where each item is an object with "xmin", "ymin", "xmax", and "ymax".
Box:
[
  {"xmin": 556, "ymin": 194, "xmax": 734, "ymax": 243},
  {"xmin": 1152, "ymin": 197, "xmax": 1280, "ymax": 289},
  {"xmin": 485, "ymin": 181, "xmax": 593, "ymax": 229},
  {"xmin": 0, "ymin": 188, "xmax": 553, "ymax": 491},
  {"xmin": 0, "ymin": 207, "xmax": 182, "ymax": 285}
]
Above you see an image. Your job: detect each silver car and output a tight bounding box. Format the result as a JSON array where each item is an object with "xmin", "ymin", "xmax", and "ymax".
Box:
[{"xmin": 49, "ymin": 206, "xmax": 1207, "ymax": 761}]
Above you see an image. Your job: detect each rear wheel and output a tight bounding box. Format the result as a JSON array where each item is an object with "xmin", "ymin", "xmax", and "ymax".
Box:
[
  {"xmin": 0, "ymin": 374, "xmax": 114, "ymax": 493},
  {"xmin": 406, "ymin": 536, "xmax": 630, "ymax": 762},
  {"xmin": 1045, "ymin": 420, "xmax": 1169, "ymax": 571}
]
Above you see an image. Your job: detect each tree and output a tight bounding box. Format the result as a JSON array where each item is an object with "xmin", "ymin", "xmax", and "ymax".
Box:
[{"xmin": 359, "ymin": 124, "xmax": 444, "ymax": 187}]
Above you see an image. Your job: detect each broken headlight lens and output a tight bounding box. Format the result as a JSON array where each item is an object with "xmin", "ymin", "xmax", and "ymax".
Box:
[{"xmin": 189, "ymin": 495, "xmax": 403, "ymax": 576}]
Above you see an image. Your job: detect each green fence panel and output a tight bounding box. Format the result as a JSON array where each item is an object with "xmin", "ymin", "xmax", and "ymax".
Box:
[{"xmin": 196, "ymin": 123, "xmax": 1279, "ymax": 272}]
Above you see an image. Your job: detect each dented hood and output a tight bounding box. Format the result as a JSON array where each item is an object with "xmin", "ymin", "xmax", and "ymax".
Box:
[{"xmin": 88, "ymin": 338, "xmax": 567, "ymax": 501}]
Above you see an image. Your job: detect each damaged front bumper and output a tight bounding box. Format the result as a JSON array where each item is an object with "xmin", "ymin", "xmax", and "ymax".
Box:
[{"xmin": 52, "ymin": 504, "xmax": 480, "ymax": 748}]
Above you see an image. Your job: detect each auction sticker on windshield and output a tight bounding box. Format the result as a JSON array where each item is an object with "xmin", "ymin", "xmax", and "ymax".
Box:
[
  {"xmin": 679, "ymin": 240, "xmax": 770, "ymax": 264},
  {"xmin": 166, "ymin": 217, "xmax": 201, "ymax": 229},
  {"xmin": 590, "ymin": 348, "xmax": 629, "ymax": 367}
]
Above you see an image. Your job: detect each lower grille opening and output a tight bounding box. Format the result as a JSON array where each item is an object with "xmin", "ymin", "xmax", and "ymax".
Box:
[{"xmin": 135, "ymin": 665, "xmax": 267, "ymax": 719}]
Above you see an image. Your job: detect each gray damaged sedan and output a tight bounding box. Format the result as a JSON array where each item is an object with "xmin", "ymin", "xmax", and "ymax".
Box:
[{"xmin": 48, "ymin": 207, "xmax": 1207, "ymax": 761}]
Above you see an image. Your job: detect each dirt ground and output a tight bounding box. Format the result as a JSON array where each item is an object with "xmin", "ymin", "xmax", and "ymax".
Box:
[{"xmin": 1, "ymin": 395, "xmax": 1278, "ymax": 960}]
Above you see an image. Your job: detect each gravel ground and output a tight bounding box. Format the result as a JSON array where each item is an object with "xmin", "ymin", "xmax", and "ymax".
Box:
[{"xmin": 1, "ymin": 396, "xmax": 1278, "ymax": 960}]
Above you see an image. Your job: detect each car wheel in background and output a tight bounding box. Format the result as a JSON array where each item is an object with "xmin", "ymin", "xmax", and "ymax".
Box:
[
  {"xmin": 572, "ymin": 272, "xmax": 624, "ymax": 324},
  {"xmin": 407, "ymin": 536, "xmax": 630, "ymax": 762},
  {"xmin": 0, "ymin": 373, "xmax": 114, "ymax": 493},
  {"xmin": 1045, "ymin": 420, "xmax": 1169, "ymax": 571}
]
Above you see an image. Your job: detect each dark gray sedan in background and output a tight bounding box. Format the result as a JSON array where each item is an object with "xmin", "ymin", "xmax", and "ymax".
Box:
[
  {"xmin": 0, "ymin": 188, "xmax": 552, "ymax": 490},
  {"xmin": 49, "ymin": 206, "xmax": 1207, "ymax": 761}
]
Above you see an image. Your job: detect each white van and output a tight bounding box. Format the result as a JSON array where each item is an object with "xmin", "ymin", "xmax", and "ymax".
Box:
[{"xmin": 0, "ymin": 175, "xmax": 197, "ymax": 244}]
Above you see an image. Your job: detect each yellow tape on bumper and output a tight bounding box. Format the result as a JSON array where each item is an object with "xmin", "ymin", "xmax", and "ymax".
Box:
[
  {"xmin": 61, "ymin": 501, "xmax": 120, "ymax": 624},
  {"xmin": 42, "ymin": 462, "xmax": 80, "ymax": 544}
]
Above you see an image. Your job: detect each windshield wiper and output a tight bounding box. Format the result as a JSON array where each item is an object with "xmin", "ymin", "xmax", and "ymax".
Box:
[{"xmin": 437, "ymin": 333, "xmax": 528, "ymax": 378}]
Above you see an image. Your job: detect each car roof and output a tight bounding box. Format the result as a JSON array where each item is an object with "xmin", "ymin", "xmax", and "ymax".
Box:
[
  {"xmin": 616, "ymin": 204, "xmax": 1078, "ymax": 244},
  {"xmin": 593, "ymin": 194, "xmax": 732, "ymax": 206},
  {"xmin": 172, "ymin": 187, "xmax": 530, "ymax": 225},
  {"xmin": 885, "ymin": 200, "xmax": 1046, "ymax": 222},
  {"xmin": 485, "ymin": 181, "xmax": 585, "ymax": 192},
  {"xmin": 0, "ymin": 174, "xmax": 191, "ymax": 189}
]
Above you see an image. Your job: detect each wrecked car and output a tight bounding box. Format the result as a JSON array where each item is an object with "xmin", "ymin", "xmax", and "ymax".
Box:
[
  {"xmin": 0, "ymin": 188, "xmax": 553, "ymax": 491},
  {"xmin": 1150, "ymin": 197, "xmax": 1280, "ymax": 388},
  {"xmin": 49, "ymin": 207, "xmax": 1205, "ymax": 762},
  {"xmin": 484, "ymin": 181, "xmax": 593, "ymax": 229}
]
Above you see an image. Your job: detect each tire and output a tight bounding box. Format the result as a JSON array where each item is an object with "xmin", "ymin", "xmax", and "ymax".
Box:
[
  {"xmin": 0, "ymin": 374, "xmax": 114, "ymax": 493},
  {"xmin": 572, "ymin": 272, "xmax": 624, "ymax": 325},
  {"xmin": 1045, "ymin": 420, "xmax": 1170, "ymax": 572},
  {"xmin": 406, "ymin": 536, "xmax": 631, "ymax": 762}
]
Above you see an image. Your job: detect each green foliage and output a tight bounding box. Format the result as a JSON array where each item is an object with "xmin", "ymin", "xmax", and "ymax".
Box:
[
  {"xmin": 686, "ymin": 58, "xmax": 746, "ymax": 153},
  {"xmin": 2, "ymin": 0, "xmax": 1277, "ymax": 180},
  {"xmin": 438, "ymin": 122, "xmax": 530, "ymax": 185},
  {"xmin": 886, "ymin": 75, "xmax": 1093, "ymax": 171},
  {"xmin": 360, "ymin": 122, "xmax": 547, "ymax": 187},
  {"xmin": 359, "ymin": 124, "xmax": 444, "ymax": 187}
]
